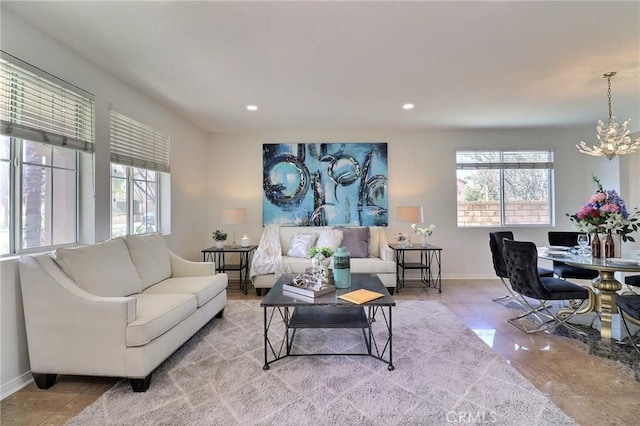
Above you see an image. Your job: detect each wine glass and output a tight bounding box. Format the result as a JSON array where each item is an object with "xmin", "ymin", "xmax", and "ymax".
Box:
[{"xmin": 577, "ymin": 234, "xmax": 589, "ymax": 256}]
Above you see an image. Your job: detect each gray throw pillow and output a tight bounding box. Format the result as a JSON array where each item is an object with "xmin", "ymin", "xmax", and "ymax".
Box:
[{"xmin": 337, "ymin": 227, "xmax": 370, "ymax": 258}]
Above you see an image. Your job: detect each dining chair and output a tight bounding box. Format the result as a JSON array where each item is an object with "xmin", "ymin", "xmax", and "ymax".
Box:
[
  {"xmin": 489, "ymin": 231, "xmax": 553, "ymax": 304},
  {"xmin": 547, "ymin": 231, "xmax": 599, "ymax": 281},
  {"xmin": 502, "ymin": 239, "xmax": 593, "ymax": 335},
  {"xmin": 625, "ymin": 275, "xmax": 640, "ymax": 288},
  {"xmin": 614, "ymin": 293, "xmax": 640, "ymax": 356}
]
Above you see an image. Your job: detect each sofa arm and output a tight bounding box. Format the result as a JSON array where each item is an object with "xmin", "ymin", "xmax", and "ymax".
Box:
[
  {"xmin": 168, "ymin": 250, "xmax": 215, "ymax": 277},
  {"xmin": 379, "ymin": 245, "xmax": 395, "ymax": 262},
  {"xmin": 19, "ymin": 255, "xmax": 136, "ymax": 374}
]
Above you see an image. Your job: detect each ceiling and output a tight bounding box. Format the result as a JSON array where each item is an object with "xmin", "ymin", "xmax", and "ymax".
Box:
[{"xmin": 3, "ymin": 1, "xmax": 640, "ymax": 134}]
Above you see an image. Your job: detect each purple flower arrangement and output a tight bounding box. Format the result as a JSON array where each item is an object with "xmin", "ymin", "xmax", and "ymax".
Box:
[{"xmin": 567, "ymin": 175, "xmax": 639, "ymax": 242}]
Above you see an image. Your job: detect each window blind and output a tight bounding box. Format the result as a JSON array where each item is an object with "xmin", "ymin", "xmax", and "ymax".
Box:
[
  {"xmin": 0, "ymin": 53, "xmax": 94, "ymax": 153},
  {"xmin": 110, "ymin": 110, "xmax": 170, "ymax": 173},
  {"xmin": 456, "ymin": 150, "xmax": 554, "ymax": 170}
]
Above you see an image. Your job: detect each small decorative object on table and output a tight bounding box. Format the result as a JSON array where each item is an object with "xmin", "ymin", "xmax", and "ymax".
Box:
[
  {"xmin": 411, "ymin": 223, "xmax": 436, "ymax": 246},
  {"xmin": 605, "ymin": 230, "xmax": 615, "ymax": 258},
  {"xmin": 310, "ymin": 246, "xmax": 334, "ymax": 283},
  {"xmin": 283, "ymin": 273, "xmax": 335, "ymax": 298},
  {"xmin": 212, "ymin": 229, "xmax": 227, "ymax": 249},
  {"xmin": 240, "ymin": 235, "xmax": 250, "ymax": 247},
  {"xmin": 396, "ymin": 232, "xmax": 409, "ymax": 248},
  {"xmin": 333, "ymin": 247, "xmax": 351, "ymax": 289}
]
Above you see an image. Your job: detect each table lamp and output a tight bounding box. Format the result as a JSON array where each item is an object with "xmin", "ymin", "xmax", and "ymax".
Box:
[
  {"xmin": 221, "ymin": 208, "xmax": 247, "ymax": 248},
  {"xmin": 397, "ymin": 206, "xmax": 424, "ymax": 247}
]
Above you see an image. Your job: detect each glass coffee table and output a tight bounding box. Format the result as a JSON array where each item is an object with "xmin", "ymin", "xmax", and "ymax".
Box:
[{"xmin": 261, "ymin": 273, "xmax": 396, "ymax": 370}]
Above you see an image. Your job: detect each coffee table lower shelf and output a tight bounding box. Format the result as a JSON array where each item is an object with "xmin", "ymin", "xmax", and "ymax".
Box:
[{"xmin": 262, "ymin": 305, "xmax": 394, "ymax": 371}]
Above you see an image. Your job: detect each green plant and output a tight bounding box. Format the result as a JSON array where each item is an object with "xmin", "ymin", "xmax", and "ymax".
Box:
[
  {"xmin": 310, "ymin": 246, "xmax": 334, "ymax": 258},
  {"xmin": 212, "ymin": 229, "xmax": 227, "ymax": 241}
]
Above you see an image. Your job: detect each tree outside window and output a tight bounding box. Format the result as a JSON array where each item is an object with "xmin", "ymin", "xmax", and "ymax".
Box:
[{"xmin": 456, "ymin": 151, "xmax": 553, "ymax": 227}]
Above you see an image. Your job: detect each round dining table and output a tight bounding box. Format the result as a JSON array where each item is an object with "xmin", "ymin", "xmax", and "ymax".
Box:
[{"xmin": 540, "ymin": 249, "xmax": 640, "ymax": 339}]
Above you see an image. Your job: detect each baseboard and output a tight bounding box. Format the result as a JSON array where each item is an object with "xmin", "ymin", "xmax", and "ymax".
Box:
[{"xmin": 1, "ymin": 370, "xmax": 33, "ymax": 400}]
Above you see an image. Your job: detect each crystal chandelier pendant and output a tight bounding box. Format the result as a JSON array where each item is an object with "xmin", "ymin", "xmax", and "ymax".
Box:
[{"xmin": 576, "ymin": 72, "xmax": 640, "ymax": 160}]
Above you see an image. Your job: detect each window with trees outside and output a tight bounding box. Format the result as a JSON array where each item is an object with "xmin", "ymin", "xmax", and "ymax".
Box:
[
  {"xmin": 109, "ymin": 110, "xmax": 169, "ymax": 238},
  {"xmin": 111, "ymin": 165, "xmax": 158, "ymax": 237},
  {"xmin": 1, "ymin": 54, "xmax": 93, "ymax": 256},
  {"xmin": 456, "ymin": 150, "xmax": 554, "ymax": 227}
]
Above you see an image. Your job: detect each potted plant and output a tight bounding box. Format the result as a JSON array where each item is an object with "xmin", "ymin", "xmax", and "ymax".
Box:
[
  {"xmin": 212, "ymin": 229, "xmax": 227, "ymax": 249},
  {"xmin": 310, "ymin": 246, "xmax": 334, "ymax": 259}
]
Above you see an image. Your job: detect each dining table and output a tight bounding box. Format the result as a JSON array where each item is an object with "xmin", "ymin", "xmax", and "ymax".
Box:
[{"xmin": 540, "ymin": 247, "xmax": 640, "ymax": 339}]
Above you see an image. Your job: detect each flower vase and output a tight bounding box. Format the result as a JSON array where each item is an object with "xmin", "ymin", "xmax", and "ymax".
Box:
[
  {"xmin": 420, "ymin": 234, "xmax": 429, "ymax": 246},
  {"xmin": 215, "ymin": 241, "xmax": 224, "ymax": 249},
  {"xmin": 591, "ymin": 233, "xmax": 601, "ymax": 258},
  {"xmin": 605, "ymin": 231, "xmax": 615, "ymax": 259}
]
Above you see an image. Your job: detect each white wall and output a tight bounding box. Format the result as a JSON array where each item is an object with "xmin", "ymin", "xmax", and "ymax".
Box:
[
  {"xmin": 0, "ymin": 9, "xmax": 212, "ymax": 397},
  {"xmin": 208, "ymin": 126, "xmax": 638, "ymax": 276}
]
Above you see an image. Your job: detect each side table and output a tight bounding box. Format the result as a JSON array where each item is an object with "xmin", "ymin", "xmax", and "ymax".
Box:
[
  {"xmin": 202, "ymin": 245, "xmax": 257, "ymax": 294},
  {"xmin": 389, "ymin": 243, "xmax": 442, "ymax": 294}
]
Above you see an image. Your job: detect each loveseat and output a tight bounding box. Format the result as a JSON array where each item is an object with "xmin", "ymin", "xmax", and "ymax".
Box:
[
  {"xmin": 18, "ymin": 233, "xmax": 227, "ymax": 392},
  {"xmin": 250, "ymin": 226, "xmax": 396, "ymax": 295}
]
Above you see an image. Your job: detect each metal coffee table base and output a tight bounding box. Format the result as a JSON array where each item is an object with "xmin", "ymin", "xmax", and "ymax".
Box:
[{"xmin": 262, "ymin": 305, "xmax": 394, "ymax": 370}]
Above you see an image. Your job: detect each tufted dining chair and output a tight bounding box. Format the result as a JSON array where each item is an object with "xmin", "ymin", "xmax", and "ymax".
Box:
[
  {"xmin": 547, "ymin": 232, "xmax": 599, "ymax": 281},
  {"xmin": 615, "ymin": 293, "xmax": 640, "ymax": 356},
  {"xmin": 502, "ymin": 239, "xmax": 593, "ymax": 335},
  {"xmin": 489, "ymin": 231, "xmax": 553, "ymax": 305}
]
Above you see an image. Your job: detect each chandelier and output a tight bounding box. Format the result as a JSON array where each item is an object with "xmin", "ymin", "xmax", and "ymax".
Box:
[{"xmin": 576, "ymin": 72, "xmax": 640, "ymax": 160}]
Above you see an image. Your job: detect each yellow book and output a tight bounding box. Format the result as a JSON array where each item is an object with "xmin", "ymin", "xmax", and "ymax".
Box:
[{"xmin": 338, "ymin": 289, "xmax": 384, "ymax": 304}]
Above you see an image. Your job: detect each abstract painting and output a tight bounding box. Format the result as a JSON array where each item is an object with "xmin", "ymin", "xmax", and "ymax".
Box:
[{"xmin": 263, "ymin": 143, "xmax": 388, "ymax": 226}]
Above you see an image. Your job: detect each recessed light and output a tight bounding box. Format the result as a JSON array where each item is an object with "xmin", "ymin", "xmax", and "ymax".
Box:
[
  {"xmin": 402, "ymin": 103, "xmax": 414, "ymax": 110},
  {"xmin": 246, "ymin": 105, "xmax": 258, "ymax": 111}
]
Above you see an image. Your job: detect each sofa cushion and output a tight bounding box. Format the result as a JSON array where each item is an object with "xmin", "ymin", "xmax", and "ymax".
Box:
[
  {"xmin": 142, "ymin": 276, "xmax": 226, "ymax": 308},
  {"xmin": 286, "ymin": 232, "xmax": 318, "ymax": 258},
  {"xmin": 125, "ymin": 234, "xmax": 172, "ymax": 290},
  {"xmin": 315, "ymin": 228, "xmax": 343, "ymax": 252},
  {"xmin": 126, "ymin": 293, "xmax": 197, "ymax": 347},
  {"xmin": 350, "ymin": 258, "xmax": 395, "ymax": 274},
  {"xmin": 339, "ymin": 227, "xmax": 370, "ymax": 258},
  {"xmin": 54, "ymin": 238, "xmax": 142, "ymax": 297}
]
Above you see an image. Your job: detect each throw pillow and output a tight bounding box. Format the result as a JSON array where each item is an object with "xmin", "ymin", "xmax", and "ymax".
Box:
[
  {"xmin": 315, "ymin": 229, "xmax": 343, "ymax": 252},
  {"xmin": 53, "ymin": 238, "xmax": 143, "ymax": 297},
  {"xmin": 338, "ymin": 227, "xmax": 370, "ymax": 258},
  {"xmin": 286, "ymin": 232, "xmax": 319, "ymax": 258}
]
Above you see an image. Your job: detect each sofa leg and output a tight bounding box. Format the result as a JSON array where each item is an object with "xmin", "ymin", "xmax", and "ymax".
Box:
[
  {"xmin": 256, "ymin": 288, "xmax": 263, "ymax": 296},
  {"xmin": 215, "ymin": 308, "xmax": 225, "ymax": 318},
  {"xmin": 32, "ymin": 373, "xmax": 57, "ymax": 389},
  {"xmin": 130, "ymin": 374, "xmax": 152, "ymax": 392}
]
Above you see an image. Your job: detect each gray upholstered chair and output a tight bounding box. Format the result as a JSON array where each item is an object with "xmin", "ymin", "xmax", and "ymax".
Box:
[
  {"xmin": 502, "ymin": 239, "xmax": 593, "ymax": 335},
  {"xmin": 489, "ymin": 231, "xmax": 553, "ymax": 304}
]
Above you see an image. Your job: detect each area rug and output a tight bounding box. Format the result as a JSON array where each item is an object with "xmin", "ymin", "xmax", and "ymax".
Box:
[{"xmin": 68, "ymin": 300, "xmax": 574, "ymax": 425}]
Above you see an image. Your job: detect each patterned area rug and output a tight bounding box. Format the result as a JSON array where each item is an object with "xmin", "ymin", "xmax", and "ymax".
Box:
[{"xmin": 68, "ymin": 300, "xmax": 575, "ymax": 425}]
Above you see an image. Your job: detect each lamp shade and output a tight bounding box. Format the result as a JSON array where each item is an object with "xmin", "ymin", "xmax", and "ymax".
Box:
[
  {"xmin": 397, "ymin": 206, "xmax": 423, "ymax": 223},
  {"xmin": 221, "ymin": 208, "xmax": 247, "ymax": 225}
]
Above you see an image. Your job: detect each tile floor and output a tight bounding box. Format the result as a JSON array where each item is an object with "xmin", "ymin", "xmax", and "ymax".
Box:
[{"xmin": 2, "ymin": 279, "xmax": 640, "ymax": 425}]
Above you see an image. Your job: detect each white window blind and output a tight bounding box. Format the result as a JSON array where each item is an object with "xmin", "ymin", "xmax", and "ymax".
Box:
[
  {"xmin": 456, "ymin": 151, "xmax": 554, "ymax": 170},
  {"xmin": 110, "ymin": 110, "xmax": 170, "ymax": 173},
  {"xmin": 0, "ymin": 53, "xmax": 94, "ymax": 153}
]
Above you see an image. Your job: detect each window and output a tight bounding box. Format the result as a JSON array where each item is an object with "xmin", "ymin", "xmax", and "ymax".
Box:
[
  {"xmin": 111, "ymin": 165, "xmax": 158, "ymax": 237},
  {"xmin": 456, "ymin": 150, "xmax": 554, "ymax": 227},
  {"xmin": 110, "ymin": 110, "xmax": 169, "ymax": 238},
  {"xmin": 1, "ymin": 53, "xmax": 93, "ymax": 255}
]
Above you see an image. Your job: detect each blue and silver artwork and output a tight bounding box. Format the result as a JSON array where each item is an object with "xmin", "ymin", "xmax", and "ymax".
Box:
[{"xmin": 263, "ymin": 143, "xmax": 388, "ymax": 226}]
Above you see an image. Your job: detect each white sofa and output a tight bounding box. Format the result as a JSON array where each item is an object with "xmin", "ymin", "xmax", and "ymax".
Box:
[
  {"xmin": 251, "ymin": 226, "xmax": 396, "ymax": 295},
  {"xmin": 18, "ymin": 233, "xmax": 227, "ymax": 392}
]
